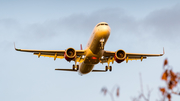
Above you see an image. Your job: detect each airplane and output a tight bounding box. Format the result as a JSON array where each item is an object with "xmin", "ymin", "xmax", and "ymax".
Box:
[{"xmin": 15, "ymin": 22, "xmax": 164, "ymax": 75}]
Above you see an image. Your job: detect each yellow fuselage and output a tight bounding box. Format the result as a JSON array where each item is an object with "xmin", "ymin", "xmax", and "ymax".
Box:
[{"xmin": 79, "ymin": 23, "xmax": 111, "ymax": 74}]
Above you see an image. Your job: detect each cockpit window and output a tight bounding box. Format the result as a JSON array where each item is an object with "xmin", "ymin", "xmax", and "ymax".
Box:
[
  {"xmin": 97, "ymin": 24, "xmax": 100, "ymax": 27},
  {"xmin": 97, "ymin": 23, "xmax": 108, "ymax": 27}
]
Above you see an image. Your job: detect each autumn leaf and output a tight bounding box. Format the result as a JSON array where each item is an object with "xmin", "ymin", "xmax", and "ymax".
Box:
[
  {"xmin": 163, "ymin": 59, "xmax": 168, "ymax": 68},
  {"xmin": 170, "ymin": 70, "xmax": 177, "ymax": 81},
  {"xmin": 162, "ymin": 70, "xmax": 168, "ymax": 81},
  {"xmin": 177, "ymin": 73, "xmax": 180, "ymax": 80},
  {"xmin": 168, "ymin": 81, "xmax": 173, "ymax": 90},
  {"xmin": 170, "ymin": 70, "xmax": 176, "ymax": 77},
  {"xmin": 116, "ymin": 87, "xmax": 120, "ymax": 97},
  {"xmin": 167, "ymin": 93, "xmax": 171, "ymax": 101},
  {"xmin": 160, "ymin": 59, "xmax": 180, "ymax": 99},
  {"xmin": 168, "ymin": 81, "xmax": 178, "ymax": 90},
  {"xmin": 159, "ymin": 87, "xmax": 166, "ymax": 95},
  {"xmin": 173, "ymin": 81, "xmax": 178, "ymax": 88}
]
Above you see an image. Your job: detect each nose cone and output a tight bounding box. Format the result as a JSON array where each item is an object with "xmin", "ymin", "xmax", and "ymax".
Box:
[
  {"xmin": 97, "ymin": 26, "xmax": 111, "ymax": 37},
  {"xmin": 100, "ymin": 26, "xmax": 111, "ymax": 33}
]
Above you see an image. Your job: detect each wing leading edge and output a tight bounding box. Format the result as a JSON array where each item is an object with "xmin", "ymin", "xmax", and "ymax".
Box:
[
  {"xmin": 15, "ymin": 45, "xmax": 85, "ymax": 61},
  {"xmin": 103, "ymin": 48, "xmax": 164, "ymax": 63}
]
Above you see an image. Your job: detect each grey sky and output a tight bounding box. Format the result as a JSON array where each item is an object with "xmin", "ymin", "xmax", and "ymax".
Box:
[{"xmin": 1, "ymin": 0, "xmax": 180, "ymax": 101}]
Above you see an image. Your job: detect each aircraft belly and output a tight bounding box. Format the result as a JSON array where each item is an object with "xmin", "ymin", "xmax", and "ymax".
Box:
[
  {"xmin": 89, "ymin": 35, "xmax": 107, "ymax": 54},
  {"xmin": 78, "ymin": 24, "xmax": 111, "ymax": 75},
  {"xmin": 89, "ymin": 37, "xmax": 100, "ymax": 54},
  {"xmin": 79, "ymin": 62, "xmax": 94, "ymax": 74},
  {"xmin": 84, "ymin": 56, "xmax": 100, "ymax": 64}
]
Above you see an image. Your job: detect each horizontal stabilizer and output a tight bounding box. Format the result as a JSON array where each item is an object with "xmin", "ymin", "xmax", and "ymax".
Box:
[
  {"xmin": 55, "ymin": 69, "xmax": 77, "ymax": 72},
  {"xmin": 92, "ymin": 70, "xmax": 107, "ymax": 72}
]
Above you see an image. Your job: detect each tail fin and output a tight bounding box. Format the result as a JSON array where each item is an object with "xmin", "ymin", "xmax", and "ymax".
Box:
[{"xmin": 80, "ymin": 44, "xmax": 83, "ymax": 50}]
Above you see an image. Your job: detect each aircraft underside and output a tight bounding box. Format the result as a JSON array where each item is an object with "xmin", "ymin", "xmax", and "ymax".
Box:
[{"xmin": 15, "ymin": 22, "xmax": 163, "ymax": 75}]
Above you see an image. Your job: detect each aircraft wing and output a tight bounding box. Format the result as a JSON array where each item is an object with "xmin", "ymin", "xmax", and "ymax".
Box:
[
  {"xmin": 15, "ymin": 47, "xmax": 85, "ymax": 62},
  {"xmin": 103, "ymin": 49, "xmax": 164, "ymax": 63}
]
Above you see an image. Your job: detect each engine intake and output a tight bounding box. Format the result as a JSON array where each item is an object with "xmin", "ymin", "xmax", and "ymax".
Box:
[
  {"xmin": 64, "ymin": 48, "xmax": 76, "ymax": 61},
  {"xmin": 114, "ymin": 49, "xmax": 126, "ymax": 63}
]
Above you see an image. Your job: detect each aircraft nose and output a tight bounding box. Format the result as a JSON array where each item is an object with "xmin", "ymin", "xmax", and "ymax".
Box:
[
  {"xmin": 98, "ymin": 26, "xmax": 111, "ymax": 37},
  {"xmin": 101, "ymin": 26, "xmax": 110, "ymax": 33}
]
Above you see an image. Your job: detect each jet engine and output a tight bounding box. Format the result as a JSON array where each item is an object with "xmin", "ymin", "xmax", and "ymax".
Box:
[
  {"xmin": 64, "ymin": 48, "xmax": 76, "ymax": 61},
  {"xmin": 114, "ymin": 49, "xmax": 126, "ymax": 63}
]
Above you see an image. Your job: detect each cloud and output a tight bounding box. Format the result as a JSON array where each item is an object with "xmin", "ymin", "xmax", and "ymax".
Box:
[
  {"xmin": 0, "ymin": 8, "xmax": 132, "ymax": 41},
  {"xmin": 142, "ymin": 4, "xmax": 180, "ymax": 42},
  {"xmin": 58, "ymin": 8, "xmax": 138, "ymax": 34},
  {"xmin": 1, "ymin": 5, "xmax": 180, "ymax": 46}
]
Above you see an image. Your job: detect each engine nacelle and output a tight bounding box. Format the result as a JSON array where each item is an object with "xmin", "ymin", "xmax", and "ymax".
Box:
[
  {"xmin": 114, "ymin": 49, "xmax": 126, "ymax": 63},
  {"xmin": 64, "ymin": 48, "xmax": 76, "ymax": 61}
]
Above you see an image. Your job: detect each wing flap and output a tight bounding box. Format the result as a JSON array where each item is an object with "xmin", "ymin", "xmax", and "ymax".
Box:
[{"xmin": 34, "ymin": 53, "xmax": 64, "ymax": 59}]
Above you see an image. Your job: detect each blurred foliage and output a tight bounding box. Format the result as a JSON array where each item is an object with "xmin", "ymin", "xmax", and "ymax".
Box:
[
  {"xmin": 101, "ymin": 58, "xmax": 180, "ymax": 101},
  {"xmin": 101, "ymin": 85, "xmax": 120, "ymax": 101},
  {"xmin": 159, "ymin": 59, "xmax": 180, "ymax": 101}
]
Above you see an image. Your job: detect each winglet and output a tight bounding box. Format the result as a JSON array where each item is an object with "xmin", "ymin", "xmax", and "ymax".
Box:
[
  {"xmin": 160, "ymin": 47, "xmax": 165, "ymax": 56},
  {"xmin": 14, "ymin": 42, "xmax": 21, "ymax": 51},
  {"xmin": 14, "ymin": 42, "xmax": 16, "ymax": 50}
]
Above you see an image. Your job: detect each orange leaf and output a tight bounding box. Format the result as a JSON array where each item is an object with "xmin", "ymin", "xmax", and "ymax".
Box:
[
  {"xmin": 170, "ymin": 70, "xmax": 176, "ymax": 76},
  {"xmin": 167, "ymin": 93, "xmax": 171, "ymax": 101},
  {"xmin": 168, "ymin": 80, "xmax": 178, "ymax": 90},
  {"xmin": 116, "ymin": 88, "xmax": 120, "ymax": 97},
  {"xmin": 168, "ymin": 81, "xmax": 173, "ymax": 90},
  {"xmin": 159, "ymin": 87, "xmax": 166, "ymax": 95},
  {"xmin": 163, "ymin": 59, "xmax": 168, "ymax": 67},
  {"xmin": 174, "ymin": 81, "xmax": 178, "ymax": 86},
  {"xmin": 162, "ymin": 70, "xmax": 168, "ymax": 81},
  {"xmin": 170, "ymin": 70, "xmax": 177, "ymax": 81}
]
